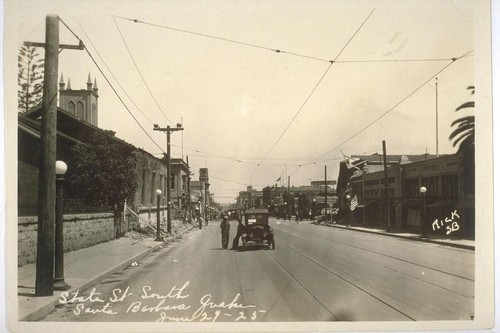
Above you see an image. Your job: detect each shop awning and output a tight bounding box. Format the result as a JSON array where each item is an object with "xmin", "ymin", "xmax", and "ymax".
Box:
[
  {"xmin": 356, "ymin": 198, "xmax": 379, "ymax": 208},
  {"xmin": 426, "ymin": 199, "xmax": 455, "ymax": 208},
  {"xmin": 393, "ymin": 198, "xmax": 422, "ymax": 208}
]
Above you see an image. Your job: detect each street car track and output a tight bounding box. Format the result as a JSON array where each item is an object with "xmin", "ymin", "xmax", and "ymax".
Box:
[
  {"xmin": 265, "ymin": 249, "xmax": 341, "ymax": 321},
  {"xmin": 267, "ymin": 239, "xmax": 416, "ymax": 321},
  {"xmin": 272, "ymin": 223, "xmax": 474, "ymax": 282}
]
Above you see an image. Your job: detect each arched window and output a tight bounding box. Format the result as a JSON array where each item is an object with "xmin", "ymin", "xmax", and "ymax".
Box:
[
  {"xmin": 150, "ymin": 172, "xmax": 156, "ymax": 205},
  {"xmin": 76, "ymin": 101, "xmax": 84, "ymax": 119},
  {"xmin": 92, "ymin": 103, "xmax": 96, "ymax": 124},
  {"xmin": 141, "ymin": 170, "xmax": 147, "ymax": 205},
  {"xmin": 68, "ymin": 101, "xmax": 75, "ymax": 115}
]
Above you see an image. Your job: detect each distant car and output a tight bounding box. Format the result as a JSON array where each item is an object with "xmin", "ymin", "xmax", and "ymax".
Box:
[{"xmin": 241, "ymin": 208, "xmax": 275, "ymax": 251}]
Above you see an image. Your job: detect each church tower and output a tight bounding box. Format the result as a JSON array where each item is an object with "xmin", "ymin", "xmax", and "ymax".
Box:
[{"xmin": 58, "ymin": 72, "xmax": 99, "ymax": 127}]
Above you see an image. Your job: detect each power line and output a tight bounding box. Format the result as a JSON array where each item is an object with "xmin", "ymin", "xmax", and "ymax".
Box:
[
  {"xmin": 76, "ymin": 20, "xmax": 156, "ymax": 125},
  {"xmin": 248, "ymin": 9, "xmax": 375, "ymax": 184},
  {"xmin": 166, "ymin": 144, "xmax": 305, "ymax": 166},
  {"xmin": 112, "ymin": 15, "xmax": 332, "ymax": 64},
  {"xmin": 112, "ymin": 17, "xmax": 173, "ymax": 125},
  {"xmin": 289, "ymin": 50, "xmax": 474, "ymax": 177},
  {"xmin": 335, "ymin": 58, "xmax": 452, "ymax": 63},
  {"xmin": 312, "ymin": 51, "xmax": 473, "ymax": 162},
  {"xmin": 210, "ymin": 175, "xmax": 249, "ymax": 186},
  {"xmin": 58, "ymin": 16, "xmax": 166, "ymax": 154},
  {"xmin": 248, "ymin": 62, "xmax": 333, "ymax": 182},
  {"xmin": 111, "ymin": 14, "xmax": 454, "ymax": 66}
]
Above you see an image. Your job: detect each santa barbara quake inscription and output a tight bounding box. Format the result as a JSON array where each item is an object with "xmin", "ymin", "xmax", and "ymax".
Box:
[{"xmin": 58, "ymin": 281, "xmax": 266, "ymax": 322}]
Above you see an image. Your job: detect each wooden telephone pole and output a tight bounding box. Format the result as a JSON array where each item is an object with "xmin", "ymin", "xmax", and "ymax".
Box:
[
  {"xmin": 35, "ymin": 14, "xmax": 59, "ymax": 296},
  {"xmin": 382, "ymin": 141, "xmax": 390, "ymax": 232},
  {"xmin": 33, "ymin": 15, "xmax": 84, "ymax": 296}
]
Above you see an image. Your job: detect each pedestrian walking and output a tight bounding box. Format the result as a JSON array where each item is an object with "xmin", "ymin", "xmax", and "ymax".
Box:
[{"xmin": 220, "ymin": 216, "xmax": 230, "ymax": 249}]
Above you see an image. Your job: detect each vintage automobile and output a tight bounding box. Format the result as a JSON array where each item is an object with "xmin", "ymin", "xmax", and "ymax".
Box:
[{"xmin": 241, "ymin": 208, "xmax": 275, "ymax": 251}]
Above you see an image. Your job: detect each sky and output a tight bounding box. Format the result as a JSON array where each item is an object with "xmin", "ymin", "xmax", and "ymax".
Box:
[{"xmin": 6, "ymin": 0, "xmax": 487, "ymax": 204}]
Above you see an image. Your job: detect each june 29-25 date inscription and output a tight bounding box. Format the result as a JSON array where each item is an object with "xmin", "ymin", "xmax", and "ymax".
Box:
[{"xmin": 58, "ymin": 281, "xmax": 266, "ymax": 322}]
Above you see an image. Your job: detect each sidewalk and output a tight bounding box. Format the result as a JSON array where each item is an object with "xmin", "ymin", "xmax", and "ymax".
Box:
[
  {"xmin": 312, "ymin": 220, "xmax": 475, "ymax": 250},
  {"xmin": 17, "ymin": 223, "xmax": 197, "ymax": 322}
]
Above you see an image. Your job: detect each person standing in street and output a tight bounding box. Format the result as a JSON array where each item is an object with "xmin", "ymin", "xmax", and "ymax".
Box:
[
  {"xmin": 231, "ymin": 218, "xmax": 245, "ymax": 250},
  {"xmin": 220, "ymin": 216, "xmax": 230, "ymax": 249}
]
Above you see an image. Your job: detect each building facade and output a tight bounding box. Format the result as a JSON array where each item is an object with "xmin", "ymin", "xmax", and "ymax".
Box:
[
  {"xmin": 18, "ymin": 77, "xmax": 190, "ymax": 218},
  {"xmin": 342, "ymin": 153, "xmax": 474, "ymax": 238}
]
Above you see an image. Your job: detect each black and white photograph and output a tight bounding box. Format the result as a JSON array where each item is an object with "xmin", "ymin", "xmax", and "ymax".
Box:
[{"xmin": 5, "ymin": 0, "xmax": 496, "ymax": 332}]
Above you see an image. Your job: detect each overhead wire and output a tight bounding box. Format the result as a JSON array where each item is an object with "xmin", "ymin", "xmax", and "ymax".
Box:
[
  {"xmin": 76, "ymin": 20, "xmax": 156, "ymax": 125},
  {"xmin": 62, "ymin": 14, "xmax": 473, "ymax": 195},
  {"xmin": 112, "ymin": 15, "xmax": 333, "ymax": 64},
  {"xmin": 111, "ymin": 11, "xmax": 467, "ymax": 188},
  {"xmin": 289, "ymin": 50, "xmax": 474, "ymax": 177},
  {"xmin": 58, "ymin": 16, "xmax": 166, "ymax": 154},
  {"xmin": 248, "ymin": 9, "xmax": 375, "ymax": 185},
  {"xmin": 112, "ymin": 16, "xmax": 173, "ymax": 125},
  {"xmin": 112, "ymin": 15, "xmax": 455, "ymax": 66},
  {"xmin": 209, "ymin": 175, "xmax": 249, "ymax": 186}
]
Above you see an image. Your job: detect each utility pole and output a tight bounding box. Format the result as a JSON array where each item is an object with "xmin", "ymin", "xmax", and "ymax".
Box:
[
  {"xmin": 35, "ymin": 15, "xmax": 59, "ymax": 296},
  {"xmin": 187, "ymin": 156, "xmax": 192, "ymax": 223},
  {"xmin": 30, "ymin": 15, "xmax": 84, "ymax": 297},
  {"xmin": 324, "ymin": 166, "xmax": 328, "ymax": 217},
  {"xmin": 34, "ymin": 15, "xmax": 59, "ymax": 296},
  {"xmin": 154, "ymin": 123, "xmax": 184, "ymax": 234},
  {"xmin": 382, "ymin": 141, "xmax": 390, "ymax": 232},
  {"xmin": 435, "ymin": 77, "xmax": 439, "ymax": 157}
]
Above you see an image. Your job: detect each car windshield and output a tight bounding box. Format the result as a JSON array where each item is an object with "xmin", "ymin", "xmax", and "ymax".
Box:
[{"xmin": 246, "ymin": 214, "xmax": 267, "ymax": 225}]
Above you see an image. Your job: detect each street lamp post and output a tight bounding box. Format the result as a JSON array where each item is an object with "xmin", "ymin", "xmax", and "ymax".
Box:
[
  {"xmin": 198, "ymin": 196, "xmax": 203, "ymax": 229},
  {"xmin": 346, "ymin": 194, "xmax": 351, "ymax": 226},
  {"xmin": 154, "ymin": 123, "xmax": 184, "ymax": 235},
  {"xmin": 420, "ymin": 186, "xmax": 428, "ymax": 237},
  {"xmin": 155, "ymin": 189, "xmax": 162, "ymax": 241},
  {"xmin": 54, "ymin": 160, "xmax": 70, "ymax": 291},
  {"xmin": 312, "ymin": 198, "xmax": 316, "ymax": 218}
]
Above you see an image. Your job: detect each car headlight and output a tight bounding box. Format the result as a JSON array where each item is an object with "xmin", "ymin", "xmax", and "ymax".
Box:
[{"xmin": 242, "ymin": 233, "xmax": 247, "ymax": 237}]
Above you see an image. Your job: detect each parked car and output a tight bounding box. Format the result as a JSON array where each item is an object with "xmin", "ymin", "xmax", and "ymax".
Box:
[{"xmin": 241, "ymin": 208, "xmax": 275, "ymax": 251}]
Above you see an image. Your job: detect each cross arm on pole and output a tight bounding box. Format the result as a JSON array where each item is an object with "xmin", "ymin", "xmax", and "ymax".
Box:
[
  {"xmin": 153, "ymin": 123, "xmax": 184, "ymax": 133},
  {"xmin": 24, "ymin": 40, "xmax": 84, "ymax": 50}
]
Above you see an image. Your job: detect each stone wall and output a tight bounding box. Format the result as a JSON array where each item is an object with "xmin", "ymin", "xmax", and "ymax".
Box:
[
  {"xmin": 124, "ymin": 206, "xmax": 189, "ymax": 233},
  {"xmin": 18, "ymin": 213, "xmax": 115, "ymax": 267}
]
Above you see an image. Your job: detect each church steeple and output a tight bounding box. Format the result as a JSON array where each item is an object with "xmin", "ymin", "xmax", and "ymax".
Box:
[
  {"xmin": 58, "ymin": 73, "xmax": 99, "ymax": 127},
  {"xmin": 59, "ymin": 72, "xmax": 65, "ymax": 90},
  {"xmin": 93, "ymin": 78, "xmax": 98, "ymax": 94},
  {"xmin": 87, "ymin": 72, "xmax": 93, "ymax": 90}
]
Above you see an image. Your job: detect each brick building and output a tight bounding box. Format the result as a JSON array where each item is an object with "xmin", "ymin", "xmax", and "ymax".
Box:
[
  {"xmin": 340, "ymin": 153, "xmax": 474, "ymax": 238},
  {"xmin": 18, "ymin": 75, "xmax": 190, "ymax": 216}
]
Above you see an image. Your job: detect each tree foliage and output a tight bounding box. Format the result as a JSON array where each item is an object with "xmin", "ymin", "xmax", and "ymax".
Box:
[
  {"xmin": 449, "ymin": 86, "xmax": 474, "ymax": 153},
  {"xmin": 18, "ymin": 45, "xmax": 45, "ymax": 113},
  {"xmin": 65, "ymin": 131, "xmax": 138, "ymax": 211},
  {"xmin": 449, "ymin": 86, "xmax": 474, "ymax": 194}
]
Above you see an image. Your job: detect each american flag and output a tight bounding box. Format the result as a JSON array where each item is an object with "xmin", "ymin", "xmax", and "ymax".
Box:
[
  {"xmin": 350, "ymin": 195, "xmax": 358, "ymax": 211},
  {"xmin": 346, "ymin": 158, "xmax": 366, "ymax": 170}
]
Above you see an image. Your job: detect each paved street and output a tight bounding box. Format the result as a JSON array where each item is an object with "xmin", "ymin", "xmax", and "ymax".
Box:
[{"xmin": 41, "ymin": 218, "xmax": 474, "ymax": 322}]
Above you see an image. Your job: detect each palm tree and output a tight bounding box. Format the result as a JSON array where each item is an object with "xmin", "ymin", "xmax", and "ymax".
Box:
[
  {"xmin": 450, "ymin": 86, "xmax": 474, "ymax": 195},
  {"xmin": 449, "ymin": 86, "xmax": 474, "ymax": 152}
]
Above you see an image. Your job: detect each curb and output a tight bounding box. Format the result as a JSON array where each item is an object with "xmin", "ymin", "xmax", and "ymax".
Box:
[
  {"xmin": 314, "ymin": 222, "xmax": 475, "ymax": 251},
  {"xmin": 21, "ymin": 223, "xmax": 198, "ymax": 321},
  {"xmin": 21, "ymin": 241, "xmax": 166, "ymax": 322}
]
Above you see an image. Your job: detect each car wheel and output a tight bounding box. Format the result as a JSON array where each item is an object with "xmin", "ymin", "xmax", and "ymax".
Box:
[
  {"xmin": 242, "ymin": 239, "xmax": 247, "ymax": 251},
  {"xmin": 271, "ymin": 239, "xmax": 275, "ymax": 250}
]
